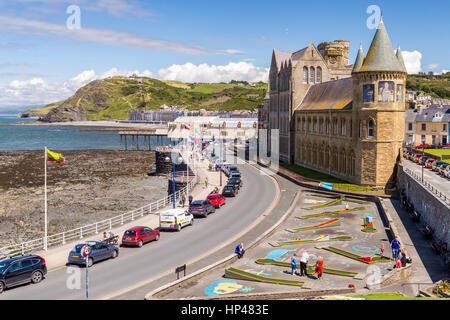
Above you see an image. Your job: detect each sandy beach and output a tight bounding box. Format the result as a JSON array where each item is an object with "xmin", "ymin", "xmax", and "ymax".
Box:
[{"xmin": 0, "ymin": 150, "xmax": 169, "ymax": 248}]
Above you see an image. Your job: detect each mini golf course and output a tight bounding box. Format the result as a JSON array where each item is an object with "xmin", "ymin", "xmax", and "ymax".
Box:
[
  {"xmin": 286, "ymin": 218, "xmax": 341, "ymax": 233},
  {"xmin": 303, "ymin": 198, "xmax": 343, "ymax": 210},
  {"xmin": 270, "ymin": 235, "xmax": 353, "ymax": 247},
  {"xmin": 224, "ymin": 267, "xmax": 305, "ymax": 287},
  {"xmin": 254, "ymin": 258, "xmax": 363, "ymax": 278},
  {"xmin": 297, "ymin": 207, "xmax": 365, "ymax": 219},
  {"xmin": 320, "ymin": 246, "xmax": 391, "ymax": 264}
]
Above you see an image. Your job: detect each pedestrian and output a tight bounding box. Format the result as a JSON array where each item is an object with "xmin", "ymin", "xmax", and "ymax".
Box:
[
  {"xmin": 390, "ymin": 236, "xmax": 401, "ymax": 260},
  {"xmin": 299, "ymin": 251, "xmax": 309, "ymax": 276},
  {"xmin": 181, "ymin": 193, "xmax": 186, "ymax": 208},
  {"xmin": 398, "ymin": 246, "xmax": 403, "ymax": 261},
  {"xmin": 315, "ymin": 256, "xmax": 324, "ymax": 280},
  {"xmin": 380, "ymin": 243, "xmax": 385, "ymax": 257},
  {"xmin": 205, "ymin": 177, "xmax": 208, "ymax": 188},
  {"xmin": 400, "ymin": 249, "xmax": 408, "ymax": 267},
  {"xmin": 290, "ymin": 254, "xmax": 297, "ymax": 275},
  {"xmin": 235, "ymin": 242, "xmax": 245, "ymax": 258},
  {"xmin": 188, "ymin": 195, "xmax": 193, "ymax": 206},
  {"xmin": 103, "ymin": 231, "xmax": 108, "ymax": 241},
  {"xmin": 395, "ymin": 257, "xmax": 402, "ymax": 269}
]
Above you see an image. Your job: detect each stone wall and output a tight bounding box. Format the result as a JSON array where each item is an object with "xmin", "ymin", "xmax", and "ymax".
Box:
[{"xmin": 400, "ymin": 169, "xmax": 450, "ymax": 246}]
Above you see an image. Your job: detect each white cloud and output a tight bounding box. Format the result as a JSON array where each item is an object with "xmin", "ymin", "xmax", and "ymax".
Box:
[
  {"xmin": 435, "ymin": 69, "xmax": 449, "ymax": 75},
  {"xmin": 155, "ymin": 62, "xmax": 269, "ymax": 83},
  {"xmin": 402, "ymin": 50, "xmax": 422, "ymax": 74},
  {"xmin": 426, "ymin": 63, "xmax": 439, "ymax": 70}
]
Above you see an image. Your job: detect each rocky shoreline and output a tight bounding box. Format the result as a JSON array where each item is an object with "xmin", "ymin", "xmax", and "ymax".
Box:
[{"xmin": 0, "ymin": 150, "xmax": 169, "ymax": 248}]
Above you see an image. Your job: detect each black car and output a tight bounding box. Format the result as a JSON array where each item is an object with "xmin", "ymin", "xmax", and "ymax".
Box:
[
  {"xmin": 188, "ymin": 200, "xmax": 215, "ymax": 217},
  {"xmin": 0, "ymin": 255, "xmax": 47, "ymax": 293},
  {"xmin": 67, "ymin": 241, "xmax": 119, "ymax": 267},
  {"xmin": 227, "ymin": 177, "xmax": 242, "ymax": 189},
  {"xmin": 222, "ymin": 184, "xmax": 239, "ymax": 197}
]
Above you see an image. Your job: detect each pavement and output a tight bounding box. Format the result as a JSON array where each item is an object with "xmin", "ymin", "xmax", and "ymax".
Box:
[{"xmin": 403, "ymin": 159, "xmax": 450, "ymax": 196}]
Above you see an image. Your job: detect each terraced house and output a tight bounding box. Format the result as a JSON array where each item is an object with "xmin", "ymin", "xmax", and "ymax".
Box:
[{"xmin": 261, "ymin": 17, "xmax": 408, "ymax": 188}]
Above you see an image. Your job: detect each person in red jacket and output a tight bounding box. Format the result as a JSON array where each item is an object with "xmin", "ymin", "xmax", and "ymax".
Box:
[{"xmin": 316, "ymin": 256, "xmax": 324, "ymax": 280}]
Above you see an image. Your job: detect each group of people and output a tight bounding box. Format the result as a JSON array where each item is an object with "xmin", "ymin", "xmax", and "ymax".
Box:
[
  {"xmin": 390, "ymin": 236, "xmax": 411, "ymax": 269},
  {"xmin": 180, "ymin": 193, "xmax": 193, "ymax": 208},
  {"xmin": 208, "ymin": 162, "xmax": 220, "ymax": 172},
  {"xmin": 290, "ymin": 252, "xmax": 324, "ymax": 280}
]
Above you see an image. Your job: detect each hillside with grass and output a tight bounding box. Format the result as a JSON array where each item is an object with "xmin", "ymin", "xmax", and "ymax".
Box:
[
  {"xmin": 406, "ymin": 73, "xmax": 450, "ymax": 99},
  {"xmin": 23, "ymin": 77, "xmax": 267, "ymax": 122}
]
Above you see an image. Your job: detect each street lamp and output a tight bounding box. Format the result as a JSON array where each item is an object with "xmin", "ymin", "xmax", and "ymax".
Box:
[
  {"xmin": 215, "ymin": 141, "xmax": 223, "ymax": 186},
  {"xmin": 166, "ymin": 155, "xmax": 184, "ymax": 208},
  {"xmin": 421, "ymin": 138, "xmax": 425, "ymax": 183}
]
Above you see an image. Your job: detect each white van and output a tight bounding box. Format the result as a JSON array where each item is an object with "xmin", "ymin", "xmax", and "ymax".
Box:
[{"xmin": 159, "ymin": 208, "xmax": 194, "ymax": 231}]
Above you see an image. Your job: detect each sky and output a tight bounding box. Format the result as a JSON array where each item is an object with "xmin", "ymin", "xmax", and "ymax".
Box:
[{"xmin": 0, "ymin": 0, "xmax": 449, "ymax": 108}]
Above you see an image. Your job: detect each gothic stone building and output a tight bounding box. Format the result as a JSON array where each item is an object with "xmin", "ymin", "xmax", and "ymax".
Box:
[{"xmin": 262, "ymin": 18, "xmax": 407, "ymax": 188}]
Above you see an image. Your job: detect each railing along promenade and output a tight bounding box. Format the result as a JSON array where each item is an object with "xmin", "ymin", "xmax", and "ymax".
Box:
[
  {"xmin": 403, "ymin": 167, "xmax": 450, "ymax": 206},
  {"xmin": 0, "ymin": 146, "xmax": 199, "ymax": 258}
]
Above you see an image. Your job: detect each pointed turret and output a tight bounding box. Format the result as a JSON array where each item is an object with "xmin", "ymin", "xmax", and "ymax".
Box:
[
  {"xmin": 396, "ymin": 46, "xmax": 407, "ymax": 73},
  {"xmin": 352, "ymin": 43, "xmax": 364, "ymax": 72},
  {"xmin": 358, "ymin": 17, "xmax": 404, "ymax": 72}
]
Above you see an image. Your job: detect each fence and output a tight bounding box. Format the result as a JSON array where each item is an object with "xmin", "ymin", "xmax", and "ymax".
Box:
[
  {"xmin": 0, "ymin": 147, "xmax": 200, "ymax": 258},
  {"xmin": 403, "ymin": 167, "xmax": 450, "ymax": 206}
]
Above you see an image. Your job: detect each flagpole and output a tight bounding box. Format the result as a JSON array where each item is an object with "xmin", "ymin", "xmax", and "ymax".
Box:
[{"xmin": 44, "ymin": 147, "xmax": 48, "ymax": 251}]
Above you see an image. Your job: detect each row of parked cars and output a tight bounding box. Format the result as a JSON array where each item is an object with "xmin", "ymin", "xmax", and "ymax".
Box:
[
  {"xmin": 403, "ymin": 150, "xmax": 450, "ymax": 179},
  {"xmin": 0, "ymin": 163, "xmax": 244, "ymax": 294}
]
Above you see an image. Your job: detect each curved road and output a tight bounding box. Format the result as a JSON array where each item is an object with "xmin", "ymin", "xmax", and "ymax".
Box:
[{"xmin": 0, "ymin": 162, "xmax": 277, "ymax": 300}]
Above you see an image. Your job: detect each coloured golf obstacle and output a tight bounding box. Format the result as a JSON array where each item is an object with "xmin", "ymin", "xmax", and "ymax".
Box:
[
  {"xmin": 297, "ymin": 207, "xmax": 365, "ymax": 219},
  {"xmin": 306, "ymin": 194, "xmax": 371, "ymax": 205},
  {"xmin": 286, "ymin": 218, "xmax": 341, "ymax": 233},
  {"xmin": 270, "ymin": 235, "xmax": 353, "ymax": 247},
  {"xmin": 303, "ymin": 198, "xmax": 343, "ymax": 210},
  {"xmin": 224, "ymin": 267, "xmax": 305, "ymax": 287},
  {"xmin": 362, "ymin": 216, "xmax": 378, "ymax": 233},
  {"xmin": 319, "ymin": 246, "xmax": 391, "ymax": 264},
  {"xmin": 254, "ymin": 258, "xmax": 365, "ymax": 279}
]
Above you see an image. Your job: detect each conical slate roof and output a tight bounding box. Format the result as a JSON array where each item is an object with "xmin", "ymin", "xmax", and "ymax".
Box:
[
  {"xmin": 358, "ymin": 18, "xmax": 405, "ymax": 72},
  {"xmin": 396, "ymin": 46, "xmax": 407, "ymax": 73},
  {"xmin": 352, "ymin": 44, "xmax": 364, "ymax": 72}
]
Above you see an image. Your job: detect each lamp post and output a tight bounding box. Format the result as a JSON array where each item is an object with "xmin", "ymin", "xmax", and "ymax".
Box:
[
  {"xmin": 166, "ymin": 155, "xmax": 184, "ymax": 209},
  {"xmin": 422, "ymin": 139, "xmax": 425, "ymax": 183}
]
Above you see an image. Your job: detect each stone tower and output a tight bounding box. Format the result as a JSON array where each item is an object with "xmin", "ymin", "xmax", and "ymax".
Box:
[{"xmin": 351, "ymin": 17, "xmax": 407, "ymax": 188}]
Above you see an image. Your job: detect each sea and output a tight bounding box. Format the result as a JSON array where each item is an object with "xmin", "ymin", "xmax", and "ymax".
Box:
[{"xmin": 0, "ymin": 115, "xmax": 170, "ymax": 151}]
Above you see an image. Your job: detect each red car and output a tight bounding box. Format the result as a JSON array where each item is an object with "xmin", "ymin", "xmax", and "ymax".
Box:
[
  {"xmin": 121, "ymin": 226, "xmax": 160, "ymax": 247},
  {"xmin": 413, "ymin": 154, "xmax": 423, "ymax": 163},
  {"xmin": 207, "ymin": 194, "xmax": 226, "ymax": 208},
  {"xmin": 415, "ymin": 144, "xmax": 429, "ymax": 149},
  {"xmin": 437, "ymin": 143, "xmax": 450, "ymax": 149}
]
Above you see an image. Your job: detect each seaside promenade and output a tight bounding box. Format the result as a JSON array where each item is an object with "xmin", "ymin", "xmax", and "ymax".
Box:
[{"xmin": 32, "ymin": 154, "xmax": 221, "ymax": 272}]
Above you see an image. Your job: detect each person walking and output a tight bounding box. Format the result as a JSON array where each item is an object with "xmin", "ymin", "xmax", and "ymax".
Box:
[
  {"xmin": 235, "ymin": 242, "xmax": 245, "ymax": 258},
  {"xmin": 390, "ymin": 236, "xmax": 401, "ymax": 260},
  {"xmin": 181, "ymin": 193, "xmax": 186, "ymax": 208},
  {"xmin": 400, "ymin": 249, "xmax": 408, "ymax": 267},
  {"xmin": 188, "ymin": 195, "xmax": 193, "ymax": 206},
  {"xmin": 299, "ymin": 251, "xmax": 309, "ymax": 277},
  {"xmin": 380, "ymin": 243, "xmax": 385, "ymax": 257},
  {"xmin": 290, "ymin": 254, "xmax": 297, "ymax": 276},
  {"xmin": 315, "ymin": 256, "xmax": 324, "ymax": 280},
  {"xmin": 205, "ymin": 177, "xmax": 209, "ymax": 189}
]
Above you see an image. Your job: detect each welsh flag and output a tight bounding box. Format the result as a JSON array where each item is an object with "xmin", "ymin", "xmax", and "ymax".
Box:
[{"xmin": 46, "ymin": 148, "xmax": 65, "ymax": 163}]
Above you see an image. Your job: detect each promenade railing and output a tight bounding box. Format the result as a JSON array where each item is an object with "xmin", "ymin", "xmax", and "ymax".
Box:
[
  {"xmin": 0, "ymin": 146, "xmax": 201, "ymax": 258},
  {"xmin": 403, "ymin": 167, "xmax": 450, "ymax": 206}
]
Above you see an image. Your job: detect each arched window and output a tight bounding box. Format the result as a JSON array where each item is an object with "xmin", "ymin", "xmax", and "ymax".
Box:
[
  {"xmin": 316, "ymin": 67, "xmax": 322, "ymax": 83},
  {"xmin": 368, "ymin": 120, "xmax": 375, "ymax": 138},
  {"xmin": 310, "ymin": 67, "xmax": 315, "ymax": 83},
  {"xmin": 303, "ymin": 67, "xmax": 308, "ymax": 83}
]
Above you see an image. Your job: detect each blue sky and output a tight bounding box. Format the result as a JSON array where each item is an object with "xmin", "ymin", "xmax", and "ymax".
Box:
[{"xmin": 0, "ymin": 0, "xmax": 448, "ymax": 107}]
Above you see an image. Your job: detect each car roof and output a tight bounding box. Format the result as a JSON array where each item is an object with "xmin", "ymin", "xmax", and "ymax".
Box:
[
  {"xmin": 127, "ymin": 226, "xmax": 147, "ymax": 231},
  {"xmin": 0, "ymin": 255, "xmax": 39, "ymax": 264},
  {"xmin": 162, "ymin": 208, "xmax": 187, "ymax": 214},
  {"xmin": 207, "ymin": 194, "xmax": 219, "ymax": 197},
  {"xmin": 191, "ymin": 200, "xmax": 204, "ymax": 204}
]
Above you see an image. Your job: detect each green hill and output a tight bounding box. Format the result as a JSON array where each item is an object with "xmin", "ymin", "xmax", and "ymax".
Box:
[
  {"xmin": 25, "ymin": 77, "xmax": 267, "ymax": 122},
  {"xmin": 406, "ymin": 73, "xmax": 450, "ymax": 99}
]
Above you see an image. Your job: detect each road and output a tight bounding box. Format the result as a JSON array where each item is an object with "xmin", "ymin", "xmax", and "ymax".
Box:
[
  {"xmin": 0, "ymin": 162, "xmax": 277, "ymax": 300},
  {"xmin": 403, "ymin": 159, "xmax": 450, "ymax": 195}
]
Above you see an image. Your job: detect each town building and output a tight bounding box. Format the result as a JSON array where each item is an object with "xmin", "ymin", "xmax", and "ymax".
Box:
[
  {"xmin": 260, "ymin": 17, "xmax": 408, "ymax": 188},
  {"xmin": 405, "ymin": 105, "xmax": 450, "ymax": 146}
]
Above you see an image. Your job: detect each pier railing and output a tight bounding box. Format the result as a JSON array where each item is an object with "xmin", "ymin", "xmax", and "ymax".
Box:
[
  {"xmin": 0, "ymin": 146, "xmax": 200, "ymax": 258},
  {"xmin": 404, "ymin": 167, "xmax": 450, "ymax": 206}
]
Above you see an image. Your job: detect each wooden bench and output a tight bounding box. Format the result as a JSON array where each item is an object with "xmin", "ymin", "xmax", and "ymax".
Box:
[
  {"xmin": 409, "ymin": 210, "xmax": 421, "ymax": 222},
  {"xmin": 102, "ymin": 235, "xmax": 119, "ymax": 245},
  {"xmin": 421, "ymin": 225, "xmax": 434, "ymax": 239}
]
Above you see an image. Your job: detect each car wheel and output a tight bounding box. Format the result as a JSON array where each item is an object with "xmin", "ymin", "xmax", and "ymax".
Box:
[
  {"xmin": 190, "ymin": 219, "xmax": 194, "ymax": 226},
  {"xmin": 138, "ymin": 240, "xmax": 143, "ymax": 248},
  {"xmin": 155, "ymin": 233, "xmax": 160, "ymax": 241},
  {"xmin": 176, "ymin": 224, "xmax": 181, "ymax": 232},
  {"xmin": 31, "ymin": 270, "xmax": 43, "ymax": 284},
  {"xmin": 0, "ymin": 281, "xmax": 4, "ymax": 294},
  {"xmin": 111, "ymin": 250, "xmax": 118, "ymax": 259},
  {"xmin": 88, "ymin": 257, "xmax": 93, "ymax": 268}
]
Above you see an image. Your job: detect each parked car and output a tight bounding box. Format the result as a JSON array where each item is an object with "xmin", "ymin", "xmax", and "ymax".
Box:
[
  {"xmin": 439, "ymin": 163, "xmax": 449, "ymax": 176},
  {"xmin": 121, "ymin": 226, "xmax": 160, "ymax": 247},
  {"xmin": 403, "ymin": 150, "xmax": 413, "ymax": 158},
  {"xmin": 424, "ymin": 158, "xmax": 436, "ymax": 169},
  {"xmin": 188, "ymin": 200, "xmax": 215, "ymax": 217},
  {"xmin": 432, "ymin": 161, "xmax": 445, "ymax": 171},
  {"xmin": 419, "ymin": 156, "xmax": 429, "ymax": 165},
  {"xmin": 444, "ymin": 165, "xmax": 450, "ymax": 178},
  {"xmin": 415, "ymin": 144, "xmax": 430, "ymax": 149},
  {"xmin": 408, "ymin": 152, "xmax": 418, "ymax": 161},
  {"xmin": 230, "ymin": 171, "xmax": 241, "ymax": 179},
  {"xmin": 227, "ymin": 177, "xmax": 242, "ymax": 190},
  {"xmin": 67, "ymin": 241, "xmax": 119, "ymax": 267},
  {"xmin": 0, "ymin": 255, "xmax": 47, "ymax": 294},
  {"xmin": 225, "ymin": 165, "xmax": 239, "ymax": 177},
  {"xmin": 222, "ymin": 184, "xmax": 239, "ymax": 197},
  {"xmin": 206, "ymin": 194, "xmax": 226, "ymax": 208},
  {"xmin": 413, "ymin": 154, "xmax": 423, "ymax": 163},
  {"xmin": 437, "ymin": 143, "xmax": 450, "ymax": 149},
  {"xmin": 160, "ymin": 208, "xmax": 194, "ymax": 231}
]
